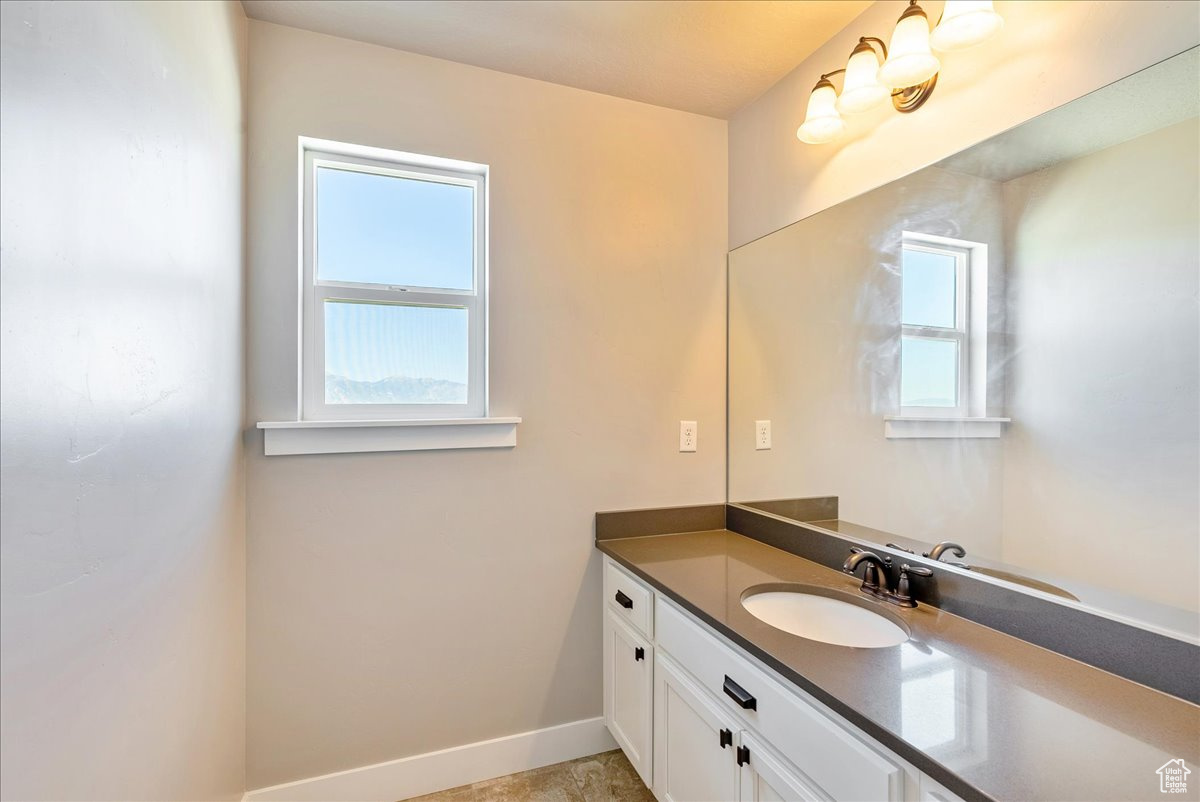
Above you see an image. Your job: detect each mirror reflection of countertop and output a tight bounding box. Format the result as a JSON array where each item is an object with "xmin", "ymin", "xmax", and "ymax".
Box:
[
  {"xmin": 597, "ymin": 528, "xmax": 1200, "ymax": 802},
  {"xmin": 793, "ymin": 515, "xmax": 1200, "ymax": 640}
]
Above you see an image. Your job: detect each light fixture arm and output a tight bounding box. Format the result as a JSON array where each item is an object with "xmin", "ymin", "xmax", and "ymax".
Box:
[
  {"xmin": 821, "ymin": 37, "xmax": 888, "ymax": 92},
  {"xmin": 847, "ymin": 32, "xmax": 932, "ymax": 103},
  {"xmin": 858, "ymin": 36, "xmax": 888, "ymax": 60}
]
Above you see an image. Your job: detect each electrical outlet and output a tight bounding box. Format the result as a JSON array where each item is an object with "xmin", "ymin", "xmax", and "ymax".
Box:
[
  {"xmin": 755, "ymin": 420, "xmax": 771, "ymax": 450},
  {"xmin": 679, "ymin": 421, "xmax": 697, "ymax": 452}
]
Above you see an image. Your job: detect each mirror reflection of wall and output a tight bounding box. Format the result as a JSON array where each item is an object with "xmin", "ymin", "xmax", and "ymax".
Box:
[{"xmin": 728, "ymin": 48, "xmax": 1199, "ymax": 638}]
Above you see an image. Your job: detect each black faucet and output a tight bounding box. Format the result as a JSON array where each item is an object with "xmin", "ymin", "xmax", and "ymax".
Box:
[
  {"xmin": 842, "ymin": 548, "xmax": 892, "ymax": 598},
  {"xmin": 843, "ymin": 549, "xmax": 933, "ymax": 608},
  {"xmin": 924, "ymin": 541, "xmax": 966, "ymax": 562}
]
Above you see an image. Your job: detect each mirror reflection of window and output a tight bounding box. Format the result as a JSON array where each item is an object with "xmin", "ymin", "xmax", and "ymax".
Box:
[
  {"xmin": 900, "ymin": 647, "xmax": 989, "ymax": 768},
  {"xmin": 899, "ymin": 233, "xmax": 985, "ymax": 418}
]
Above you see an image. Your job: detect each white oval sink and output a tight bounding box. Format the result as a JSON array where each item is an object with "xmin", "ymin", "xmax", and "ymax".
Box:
[{"xmin": 742, "ymin": 588, "xmax": 909, "ymax": 648}]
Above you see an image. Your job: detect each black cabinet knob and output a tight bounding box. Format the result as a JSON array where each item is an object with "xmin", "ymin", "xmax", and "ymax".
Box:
[
  {"xmin": 634, "ymin": 646, "xmax": 645, "ymax": 662},
  {"xmin": 736, "ymin": 745, "xmax": 750, "ymax": 766},
  {"xmin": 719, "ymin": 728, "xmax": 733, "ymax": 749},
  {"xmin": 614, "ymin": 590, "xmax": 633, "ymax": 609}
]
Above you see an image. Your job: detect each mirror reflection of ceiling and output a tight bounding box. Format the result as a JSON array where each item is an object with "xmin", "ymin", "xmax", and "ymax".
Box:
[{"xmin": 936, "ymin": 47, "xmax": 1200, "ymax": 182}]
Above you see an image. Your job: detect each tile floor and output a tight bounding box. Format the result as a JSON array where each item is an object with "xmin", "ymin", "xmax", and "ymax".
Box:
[{"xmin": 406, "ymin": 749, "xmax": 655, "ymax": 801}]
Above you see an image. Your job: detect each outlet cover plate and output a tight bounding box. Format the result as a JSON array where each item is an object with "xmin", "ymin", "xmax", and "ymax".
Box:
[
  {"xmin": 680, "ymin": 421, "xmax": 697, "ymax": 452},
  {"xmin": 755, "ymin": 420, "xmax": 771, "ymax": 450}
]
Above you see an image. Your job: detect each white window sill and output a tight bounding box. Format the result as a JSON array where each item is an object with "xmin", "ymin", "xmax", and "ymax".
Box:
[
  {"xmin": 884, "ymin": 416, "xmax": 1010, "ymax": 439},
  {"xmin": 256, "ymin": 417, "xmax": 521, "ymax": 456}
]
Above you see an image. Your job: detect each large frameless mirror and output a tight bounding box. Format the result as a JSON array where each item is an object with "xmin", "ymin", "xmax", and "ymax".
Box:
[{"xmin": 727, "ymin": 47, "xmax": 1199, "ymax": 641}]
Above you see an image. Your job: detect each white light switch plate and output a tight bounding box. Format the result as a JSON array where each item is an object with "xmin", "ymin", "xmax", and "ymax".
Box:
[
  {"xmin": 755, "ymin": 420, "xmax": 771, "ymax": 450},
  {"xmin": 679, "ymin": 421, "xmax": 697, "ymax": 452}
]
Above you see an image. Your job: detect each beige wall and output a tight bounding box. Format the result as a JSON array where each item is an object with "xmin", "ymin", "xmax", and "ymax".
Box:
[
  {"xmin": 244, "ymin": 22, "xmax": 727, "ymax": 789},
  {"xmin": 729, "ymin": 0, "xmax": 1200, "ymax": 248},
  {"xmin": 0, "ymin": 2, "xmax": 247, "ymax": 800},
  {"xmin": 728, "ymin": 167, "xmax": 1007, "ymax": 552},
  {"xmin": 1000, "ymin": 119, "xmax": 1199, "ymax": 613}
]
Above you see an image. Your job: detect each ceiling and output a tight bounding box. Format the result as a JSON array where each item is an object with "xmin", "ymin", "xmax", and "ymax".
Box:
[{"xmin": 240, "ymin": 0, "xmax": 871, "ymax": 119}]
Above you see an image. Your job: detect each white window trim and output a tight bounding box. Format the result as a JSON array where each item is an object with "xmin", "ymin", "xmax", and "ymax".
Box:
[
  {"xmin": 883, "ymin": 416, "xmax": 1009, "ymax": 439},
  {"xmin": 257, "ymin": 137, "xmax": 518, "ymax": 456},
  {"xmin": 891, "ymin": 232, "xmax": 1008, "ymax": 439},
  {"xmin": 256, "ymin": 418, "xmax": 521, "ymax": 456}
]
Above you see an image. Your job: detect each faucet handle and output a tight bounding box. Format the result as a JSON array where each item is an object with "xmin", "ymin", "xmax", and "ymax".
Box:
[{"xmin": 893, "ymin": 563, "xmax": 934, "ymax": 608}]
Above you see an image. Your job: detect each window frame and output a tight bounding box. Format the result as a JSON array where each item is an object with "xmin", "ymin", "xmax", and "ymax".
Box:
[
  {"xmin": 300, "ymin": 146, "xmax": 488, "ymax": 421},
  {"xmin": 900, "ymin": 236, "xmax": 970, "ymax": 418}
]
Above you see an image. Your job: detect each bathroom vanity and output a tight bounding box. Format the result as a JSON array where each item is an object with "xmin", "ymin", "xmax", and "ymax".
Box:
[
  {"xmin": 596, "ymin": 513, "xmax": 1200, "ymax": 802},
  {"xmin": 602, "ymin": 549, "xmax": 956, "ymax": 802}
]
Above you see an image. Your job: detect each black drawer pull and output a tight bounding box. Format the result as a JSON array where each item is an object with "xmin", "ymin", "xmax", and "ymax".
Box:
[
  {"xmin": 634, "ymin": 646, "xmax": 645, "ymax": 661},
  {"xmin": 736, "ymin": 745, "xmax": 750, "ymax": 767},
  {"xmin": 719, "ymin": 728, "xmax": 732, "ymax": 749},
  {"xmin": 723, "ymin": 675, "xmax": 757, "ymax": 710},
  {"xmin": 614, "ymin": 590, "xmax": 634, "ymax": 609}
]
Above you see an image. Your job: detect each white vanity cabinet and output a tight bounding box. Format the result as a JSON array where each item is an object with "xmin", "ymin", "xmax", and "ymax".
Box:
[
  {"xmin": 916, "ymin": 775, "xmax": 967, "ymax": 802},
  {"xmin": 738, "ymin": 731, "xmax": 827, "ymax": 802},
  {"xmin": 603, "ymin": 560, "xmax": 655, "ymax": 786},
  {"xmin": 603, "ymin": 609, "xmax": 653, "ymax": 785},
  {"xmin": 653, "ymin": 654, "xmax": 824, "ymax": 802},
  {"xmin": 653, "ymin": 653, "xmax": 742, "ymax": 802},
  {"xmin": 600, "ymin": 556, "xmax": 967, "ymax": 802}
]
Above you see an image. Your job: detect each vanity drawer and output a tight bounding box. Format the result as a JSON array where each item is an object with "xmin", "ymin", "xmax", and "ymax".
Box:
[
  {"xmin": 604, "ymin": 558, "xmax": 653, "ymax": 638},
  {"xmin": 655, "ymin": 597, "xmax": 903, "ymax": 802}
]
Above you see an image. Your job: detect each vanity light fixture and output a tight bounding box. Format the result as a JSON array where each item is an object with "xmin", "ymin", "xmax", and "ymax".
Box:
[
  {"xmin": 796, "ymin": 0, "xmax": 1003, "ymax": 144},
  {"xmin": 836, "ymin": 38, "xmax": 890, "ymax": 114},
  {"xmin": 930, "ymin": 0, "xmax": 1005, "ymax": 51},
  {"xmin": 796, "ymin": 75, "xmax": 845, "ymax": 144},
  {"xmin": 876, "ymin": 1, "xmax": 940, "ymax": 90}
]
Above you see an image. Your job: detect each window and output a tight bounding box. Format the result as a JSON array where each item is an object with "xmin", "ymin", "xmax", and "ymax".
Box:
[
  {"xmin": 888, "ymin": 232, "xmax": 1007, "ymax": 438},
  {"xmin": 301, "ymin": 143, "xmax": 487, "ymax": 420},
  {"xmin": 900, "ymin": 235, "xmax": 971, "ymax": 418}
]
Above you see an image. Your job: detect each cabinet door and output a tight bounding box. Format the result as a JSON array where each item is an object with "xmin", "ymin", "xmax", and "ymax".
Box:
[
  {"xmin": 737, "ymin": 731, "xmax": 827, "ymax": 802},
  {"xmin": 604, "ymin": 609, "xmax": 653, "ymax": 786},
  {"xmin": 654, "ymin": 653, "xmax": 740, "ymax": 802},
  {"xmin": 918, "ymin": 773, "xmax": 966, "ymax": 802}
]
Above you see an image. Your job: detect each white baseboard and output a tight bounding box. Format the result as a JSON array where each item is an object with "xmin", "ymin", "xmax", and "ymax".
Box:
[{"xmin": 243, "ymin": 717, "xmax": 618, "ymax": 802}]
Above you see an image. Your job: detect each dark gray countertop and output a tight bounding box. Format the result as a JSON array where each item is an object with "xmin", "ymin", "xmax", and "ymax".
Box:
[{"xmin": 598, "ymin": 529, "xmax": 1200, "ymax": 802}]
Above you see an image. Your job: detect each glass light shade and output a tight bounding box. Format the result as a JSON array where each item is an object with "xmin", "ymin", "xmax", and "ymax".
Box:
[
  {"xmin": 796, "ymin": 80, "xmax": 844, "ymax": 144},
  {"xmin": 836, "ymin": 44, "xmax": 889, "ymax": 114},
  {"xmin": 877, "ymin": 4, "xmax": 941, "ymax": 89},
  {"xmin": 931, "ymin": 1, "xmax": 1004, "ymax": 50}
]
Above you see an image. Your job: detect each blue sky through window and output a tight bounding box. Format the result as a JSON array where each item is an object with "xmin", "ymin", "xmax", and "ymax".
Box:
[
  {"xmin": 901, "ymin": 336, "xmax": 958, "ymax": 407},
  {"xmin": 316, "ymin": 164, "xmax": 476, "ymax": 405},
  {"xmin": 902, "ymin": 247, "xmax": 956, "ymax": 328},
  {"xmin": 317, "ymin": 166, "xmax": 474, "ymax": 290},
  {"xmin": 324, "ymin": 301, "xmax": 467, "ymax": 383},
  {"xmin": 324, "ymin": 301, "xmax": 468, "ymax": 404}
]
